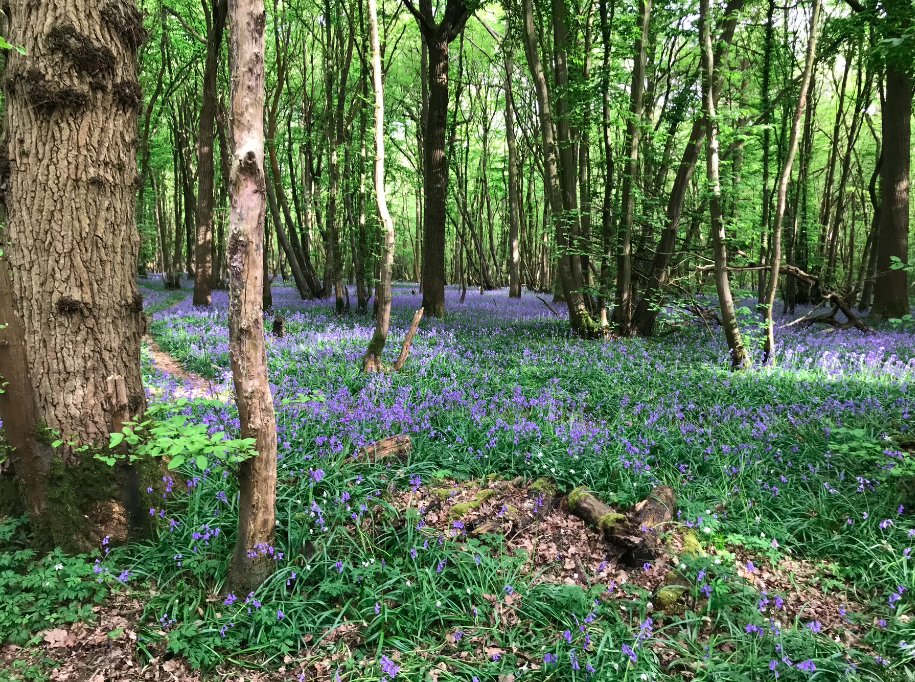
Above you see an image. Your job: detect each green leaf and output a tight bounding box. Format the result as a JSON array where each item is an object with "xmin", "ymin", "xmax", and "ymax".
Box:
[
  {"xmin": 194, "ymin": 455, "xmax": 208, "ymax": 470},
  {"xmin": 0, "ymin": 36, "xmax": 26, "ymax": 55},
  {"xmin": 167, "ymin": 455, "xmax": 186, "ymax": 470},
  {"xmin": 109, "ymin": 432, "xmax": 125, "ymax": 449}
]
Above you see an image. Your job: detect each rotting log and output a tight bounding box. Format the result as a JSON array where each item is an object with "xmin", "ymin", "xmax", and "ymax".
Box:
[
  {"xmin": 568, "ymin": 485, "xmax": 676, "ymax": 565},
  {"xmin": 354, "ymin": 434, "xmax": 413, "ymax": 463},
  {"xmin": 567, "ymin": 487, "xmax": 627, "ymax": 538},
  {"xmin": 634, "ymin": 485, "xmax": 677, "ymax": 547}
]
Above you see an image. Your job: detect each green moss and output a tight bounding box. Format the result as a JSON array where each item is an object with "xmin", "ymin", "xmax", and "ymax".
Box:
[
  {"xmin": 655, "ymin": 584, "xmax": 688, "ymax": 611},
  {"xmin": 0, "ymin": 475, "xmax": 24, "ymax": 516},
  {"xmin": 430, "ymin": 487, "xmax": 452, "ymax": 500},
  {"xmin": 681, "ymin": 531, "xmax": 705, "ymax": 557},
  {"xmin": 531, "ymin": 478, "xmax": 556, "ymax": 496},
  {"xmin": 477, "ymin": 489, "xmax": 497, "ymax": 503},
  {"xmin": 448, "ymin": 489, "xmax": 497, "ymax": 519},
  {"xmin": 37, "ymin": 453, "xmax": 158, "ymax": 552},
  {"xmin": 567, "ymin": 486, "xmax": 589, "ymax": 509},
  {"xmin": 598, "ymin": 512, "xmax": 626, "ymax": 532}
]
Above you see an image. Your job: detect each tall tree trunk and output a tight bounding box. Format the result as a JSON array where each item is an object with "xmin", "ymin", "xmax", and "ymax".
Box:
[
  {"xmin": 756, "ymin": 0, "xmax": 776, "ymax": 304},
  {"xmin": 614, "ymin": 0, "xmax": 651, "ymax": 335},
  {"xmin": 598, "ymin": 0, "xmax": 616, "ymax": 326},
  {"xmin": 226, "ymin": 0, "xmax": 279, "ymax": 592},
  {"xmin": 762, "ymin": 0, "xmax": 820, "ymax": 364},
  {"xmin": 520, "ymin": 0, "xmax": 602, "ymax": 337},
  {"xmin": 700, "ymin": 0, "xmax": 749, "ymax": 370},
  {"xmin": 403, "ymin": 0, "xmax": 472, "ymax": 317},
  {"xmin": 630, "ymin": 0, "xmax": 745, "ymax": 335},
  {"xmin": 818, "ymin": 48, "xmax": 851, "ymax": 283},
  {"xmin": 871, "ymin": 63, "xmax": 912, "ymax": 319},
  {"xmin": 421, "ymin": 36, "xmax": 450, "ymax": 315},
  {"xmin": 2, "ymin": 0, "xmax": 148, "ymax": 548},
  {"xmin": 505, "ymin": 46, "xmax": 522, "ymax": 299},
  {"xmin": 363, "ymin": 0, "xmax": 396, "ymax": 372},
  {"xmin": 0, "ymin": 246, "xmax": 52, "ymax": 519},
  {"xmin": 859, "ymin": 145, "xmax": 882, "ymax": 310},
  {"xmin": 193, "ymin": 0, "xmax": 228, "ymax": 306},
  {"xmin": 265, "ymin": 165, "xmax": 311, "ymax": 299}
]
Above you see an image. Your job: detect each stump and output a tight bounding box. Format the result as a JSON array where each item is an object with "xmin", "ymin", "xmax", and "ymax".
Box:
[
  {"xmin": 272, "ymin": 315, "xmax": 285, "ymax": 338},
  {"xmin": 355, "ymin": 434, "xmax": 413, "ymax": 463}
]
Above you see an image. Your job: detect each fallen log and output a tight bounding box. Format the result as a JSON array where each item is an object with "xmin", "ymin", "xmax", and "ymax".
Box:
[
  {"xmin": 354, "ymin": 434, "xmax": 413, "ymax": 463},
  {"xmin": 567, "ymin": 485, "xmax": 676, "ymax": 565},
  {"xmin": 695, "ymin": 263, "xmax": 872, "ymax": 333},
  {"xmin": 567, "ymin": 488, "xmax": 627, "ymax": 538}
]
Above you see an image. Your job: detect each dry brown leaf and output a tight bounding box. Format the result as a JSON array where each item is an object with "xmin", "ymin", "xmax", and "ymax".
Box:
[{"xmin": 42, "ymin": 628, "xmax": 74, "ymax": 649}]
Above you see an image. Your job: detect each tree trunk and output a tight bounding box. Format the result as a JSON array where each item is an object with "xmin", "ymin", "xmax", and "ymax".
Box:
[
  {"xmin": 226, "ymin": 0, "xmax": 279, "ymax": 591},
  {"xmin": 699, "ymin": 0, "xmax": 749, "ymax": 370},
  {"xmin": 363, "ymin": 0, "xmax": 395, "ymax": 373},
  {"xmin": 756, "ymin": 0, "xmax": 776, "ymax": 304},
  {"xmin": 2, "ymin": 0, "xmax": 148, "ymax": 548},
  {"xmin": 519, "ymin": 0, "xmax": 603, "ymax": 337},
  {"xmin": 403, "ymin": 0, "xmax": 472, "ymax": 316},
  {"xmin": 871, "ymin": 63, "xmax": 911, "ymax": 320},
  {"xmin": 505, "ymin": 66, "xmax": 522, "ymax": 297},
  {"xmin": 614, "ymin": 0, "xmax": 651, "ymax": 335},
  {"xmin": 193, "ymin": 0, "xmax": 227, "ymax": 306},
  {"xmin": 630, "ymin": 0, "xmax": 745, "ymax": 336},
  {"xmin": 421, "ymin": 36, "xmax": 450, "ymax": 316},
  {"xmin": 762, "ymin": 0, "xmax": 820, "ymax": 364}
]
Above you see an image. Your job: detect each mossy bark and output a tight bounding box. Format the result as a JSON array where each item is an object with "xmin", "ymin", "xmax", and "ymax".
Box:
[
  {"xmin": 38, "ymin": 455, "xmax": 157, "ymax": 553},
  {"xmin": 568, "ymin": 485, "xmax": 676, "ymax": 565}
]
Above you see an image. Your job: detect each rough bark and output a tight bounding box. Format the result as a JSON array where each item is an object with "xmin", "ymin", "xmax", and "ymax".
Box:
[
  {"xmin": 226, "ymin": 0, "xmax": 279, "ymax": 591},
  {"xmin": 2, "ymin": 0, "xmax": 149, "ymax": 548}
]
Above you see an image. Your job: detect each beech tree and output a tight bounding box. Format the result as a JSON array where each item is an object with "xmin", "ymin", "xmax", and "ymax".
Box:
[{"xmin": 0, "ymin": 0, "xmax": 148, "ymax": 548}]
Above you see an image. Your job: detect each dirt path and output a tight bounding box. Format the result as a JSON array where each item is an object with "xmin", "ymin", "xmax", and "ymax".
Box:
[{"xmin": 144, "ymin": 335, "xmax": 225, "ymax": 400}]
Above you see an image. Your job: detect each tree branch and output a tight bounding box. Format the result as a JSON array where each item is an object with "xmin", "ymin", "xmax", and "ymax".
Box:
[
  {"xmin": 164, "ymin": 6, "xmax": 206, "ymax": 45},
  {"xmin": 402, "ymin": 0, "xmax": 433, "ymax": 34}
]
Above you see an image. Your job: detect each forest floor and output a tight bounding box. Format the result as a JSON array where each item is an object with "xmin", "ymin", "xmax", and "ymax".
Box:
[{"xmin": 2, "ymin": 280, "xmax": 915, "ymax": 681}]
